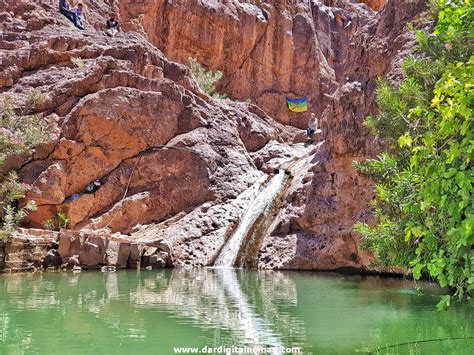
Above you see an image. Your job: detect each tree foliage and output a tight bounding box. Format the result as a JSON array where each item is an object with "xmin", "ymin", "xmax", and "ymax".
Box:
[
  {"xmin": 354, "ymin": 0, "xmax": 473, "ymax": 309},
  {"xmin": 0, "ymin": 91, "xmax": 54, "ymax": 236}
]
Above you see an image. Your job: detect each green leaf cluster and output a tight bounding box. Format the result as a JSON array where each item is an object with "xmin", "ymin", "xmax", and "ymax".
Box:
[
  {"xmin": 43, "ymin": 212, "xmax": 70, "ymax": 231},
  {"xmin": 188, "ymin": 58, "xmax": 227, "ymax": 99},
  {"xmin": 354, "ymin": 0, "xmax": 473, "ymax": 308},
  {"xmin": 0, "ymin": 91, "xmax": 54, "ymax": 236}
]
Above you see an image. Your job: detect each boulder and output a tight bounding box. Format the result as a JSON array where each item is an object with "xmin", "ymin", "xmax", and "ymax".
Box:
[
  {"xmin": 43, "ymin": 249, "xmax": 62, "ymax": 269},
  {"xmin": 106, "ymin": 240, "xmax": 131, "ymax": 269},
  {"xmin": 63, "ymin": 255, "xmax": 81, "ymax": 269},
  {"xmin": 141, "ymin": 246, "xmax": 169, "ymax": 269},
  {"xmin": 57, "ymin": 231, "xmax": 83, "ymax": 258},
  {"xmin": 79, "ymin": 235, "xmax": 108, "ymax": 268},
  {"xmin": 0, "ymin": 229, "xmax": 59, "ymax": 272},
  {"xmin": 128, "ymin": 243, "xmax": 145, "ymax": 269}
]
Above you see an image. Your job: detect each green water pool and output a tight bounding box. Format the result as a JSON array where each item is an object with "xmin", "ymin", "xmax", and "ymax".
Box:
[{"xmin": 0, "ymin": 269, "xmax": 472, "ymax": 354}]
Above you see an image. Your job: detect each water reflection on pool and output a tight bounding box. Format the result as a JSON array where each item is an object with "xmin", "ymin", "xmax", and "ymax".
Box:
[{"xmin": 0, "ymin": 269, "xmax": 473, "ymax": 354}]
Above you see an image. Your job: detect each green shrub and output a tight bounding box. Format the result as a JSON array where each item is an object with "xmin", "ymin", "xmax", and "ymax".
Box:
[
  {"xmin": 0, "ymin": 93, "xmax": 53, "ymax": 163},
  {"xmin": 188, "ymin": 58, "xmax": 227, "ymax": 99},
  {"xmin": 0, "ymin": 91, "xmax": 54, "ymax": 236},
  {"xmin": 57, "ymin": 212, "xmax": 70, "ymax": 229},
  {"xmin": 354, "ymin": 0, "xmax": 473, "ymax": 309},
  {"xmin": 42, "ymin": 218, "xmax": 57, "ymax": 232},
  {"xmin": 24, "ymin": 89, "xmax": 47, "ymax": 113},
  {"xmin": 42, "ymin": 212, "xmax": 69, "ymax": 231}
]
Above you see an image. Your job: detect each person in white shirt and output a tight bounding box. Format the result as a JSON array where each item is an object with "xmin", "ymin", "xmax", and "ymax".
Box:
[{"xmin": 306, "ymin": 113, "xmax": 319, "ymax": 140}]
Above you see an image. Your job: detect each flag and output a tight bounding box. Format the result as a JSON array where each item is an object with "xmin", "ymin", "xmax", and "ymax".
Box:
[{"xmin": 286, "ymin": 96, "xmax": 308, "ymax": 112}]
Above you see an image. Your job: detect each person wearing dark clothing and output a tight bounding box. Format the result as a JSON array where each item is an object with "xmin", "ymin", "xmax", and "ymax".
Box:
[
  {"xmin": 84, "ymin": 180, "xmax": 102, "ymax": 194},
  {"xmin": 106, "ymin": 16, "xmax": 119, "ymax": 37},
  {"xmin": 73, "ymin": 3, "xmax": 85, "ymax": 30},
  {"xmin": 59, "ymin": 0, "xmax": 83, "ymax": 30},
  {"xmin": 59, "ymin": 0, "xmax": 71, "ymax": 13}
]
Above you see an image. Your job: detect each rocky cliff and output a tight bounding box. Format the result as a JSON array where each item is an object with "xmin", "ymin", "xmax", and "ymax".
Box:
[
  {"xmin": 0, "ymin": 0, "xmax": 425, "ymax": 272},
  {"xmin": 115, "ymin": 0, "xmax": 403, "ymax": 126}
]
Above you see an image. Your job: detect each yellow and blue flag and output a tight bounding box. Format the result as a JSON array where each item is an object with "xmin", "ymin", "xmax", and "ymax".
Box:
[{"xmin": 286, "ymin": 96, "xmax": 308, "ymax": 112}]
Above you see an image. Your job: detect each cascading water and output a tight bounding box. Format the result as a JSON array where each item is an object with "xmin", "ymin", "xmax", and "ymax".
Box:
[{"xmin": 214, "ymin": 170, "xmax": 287, "ymax": 267}]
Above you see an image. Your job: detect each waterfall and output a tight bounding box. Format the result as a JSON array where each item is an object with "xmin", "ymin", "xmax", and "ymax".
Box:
[{"xmin": 214, "ymin": 170, "xmax": 287, "ymax": 267}]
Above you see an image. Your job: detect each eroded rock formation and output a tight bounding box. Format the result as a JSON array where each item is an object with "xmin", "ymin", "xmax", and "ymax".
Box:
[{"xmin": 0, "ymin": 0, "xmax": 425, "ymax": 272}]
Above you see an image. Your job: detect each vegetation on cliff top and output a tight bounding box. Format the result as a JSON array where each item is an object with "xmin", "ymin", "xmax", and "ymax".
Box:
[
  {"xmin": 354, "ymin": 0, "xmax": 473, "ymax": 309},
  {"xmin": 0, "ymin": 91, "xmax": 55, "ymax": 236}
]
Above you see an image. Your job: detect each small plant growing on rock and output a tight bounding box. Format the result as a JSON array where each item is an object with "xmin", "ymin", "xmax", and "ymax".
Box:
[
  {"xmin": 24, "ymin": 89, "xmax": 48, "ymax": 113},
  {"xmin": 57, "ymin": 212, "xmax": 69, "ymax": 229},
  {"xmin": 42, "ymin": 218, "xmax": 57, "ymax": 231},
  {"xmin": 42, "ymin": 212, "xmax": 70, "ymax": 231},
  {"xmin": 70, "ymin": 56, "xmax": 86, "ymax": 69},
  {"xmin": 188, "ymin": 58, "xmax": 227, "ymax": 99},
  {"xmin": 0, "ymin": 93, "xmax": 53, "ymax": 163},
  {"xmin": 0, "ymin": 173, "xmax": 37, "ymax": 237}
]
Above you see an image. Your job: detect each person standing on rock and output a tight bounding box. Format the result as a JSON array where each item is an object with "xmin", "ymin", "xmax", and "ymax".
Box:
[
  {"xmin": 106, "ymin": 14, "xmax": 119, "ymax": 37},
  {"xmin": 306, "ymin": 113, "xmax": 319, "ymax": 142}
]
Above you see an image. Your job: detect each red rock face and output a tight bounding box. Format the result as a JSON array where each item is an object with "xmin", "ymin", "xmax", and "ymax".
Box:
[
  {"xmin": 358, "ymin": 0, "xmax": 386, "ymax": 11},
  {"xmin": 257, "ymin": 0, "xmax": 426, "ymax": 271},
  {"xmin": 0, "ymin": 0, "xmax": 425, "ymax": 272},
  {"xmin": 1, "ymin": 0, "xmax": 299, "ymax": 270},
  {"xmin": 113, "ymin": 0, "xmax": 399, "ymax": 130},
  {"xmin": 115, "ymin": 0, "xmax": 334, "ymax": 127}
]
